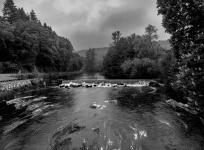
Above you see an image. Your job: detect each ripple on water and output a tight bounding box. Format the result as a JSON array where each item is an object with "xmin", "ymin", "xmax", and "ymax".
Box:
[
  {"xmin": 1, "ymin": 81, "xmax": 204, "ymax": 150},
  {"xmin": 6, "ymin": 96, "xmax": 47, "ymax": 110},
  {"xmin": 3, "ymin": 119, "xmax": 27, "ymax": 134}
]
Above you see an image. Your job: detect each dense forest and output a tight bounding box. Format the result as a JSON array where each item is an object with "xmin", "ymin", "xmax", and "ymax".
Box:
[{"xmin": 0, "ymin": 0, "xmax": 83, "ymax": 73}]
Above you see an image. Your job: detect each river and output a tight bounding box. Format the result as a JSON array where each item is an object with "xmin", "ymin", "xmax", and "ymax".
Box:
[{"xmin": 0, "ymin": 73, "xmax": 204, "ymax": 150}]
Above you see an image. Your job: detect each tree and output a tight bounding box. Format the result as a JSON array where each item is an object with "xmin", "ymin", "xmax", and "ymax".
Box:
[
  {"xmin": 121, "ymin": 58, "xmax": 160, "ymax": 79},
  {"xmin": 157, "ymin": 0, "xmax": 204, "ymax": 110},
  {"xmin": 103, "ymin": 26, "xmax": 165, "ymax": 79},
  {"xmin": 0, "ymin": 16, "xmax": 3, "ymax": 22},
  {"xmin": 3, "ymin": 0, "xmax": 17, "ymax": 23},
  {"xmin": 145, "ymin": 24, "xmax": 158, "ymax": 42},
  {"xmin": 43, "ymin": 23, "xmax": 47, "ymax": 28},
  {"xmin": 30, "ymin": 9, "xmax": 38, "ymax": 22},
  {"xmin": 17, "ymin": 8, "xmax": 29, "ymax": 21},
  {"xmin": 112, "ymin": 30, "xmax": 121, "ymax": 45},
  {"xmin": 85, "ymin": 48, "xmax": 95, "ymax": 72},
  {"xmin": 0, "ymin": 5, "xmax": 83, "ymax": 73}
]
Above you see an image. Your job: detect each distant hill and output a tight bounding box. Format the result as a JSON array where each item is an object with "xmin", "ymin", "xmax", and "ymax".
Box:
[{"xmin": 158, "ymin": 40, "xmax": 171, "ymax": 50}]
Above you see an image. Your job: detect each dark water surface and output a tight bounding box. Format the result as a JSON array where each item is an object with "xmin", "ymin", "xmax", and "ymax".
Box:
[{"xmin": 0, "ymin": 73, "xmax": 204, "ymax": 150}]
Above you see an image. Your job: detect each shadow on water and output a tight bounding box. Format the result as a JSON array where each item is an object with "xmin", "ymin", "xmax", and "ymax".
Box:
[{"xmin": 0, "ymin": 73, "xmax": 204, "ymax": 150}]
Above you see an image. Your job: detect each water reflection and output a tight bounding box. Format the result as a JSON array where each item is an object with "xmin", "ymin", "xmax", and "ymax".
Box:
[{"xmin": 0, "ymin": 75, "xmax": 204, "ymax": 149}]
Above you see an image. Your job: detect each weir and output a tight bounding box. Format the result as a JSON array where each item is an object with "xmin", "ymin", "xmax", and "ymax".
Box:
[{"xmin": 62, "ymin": 79, "xmax": 151, "ymax": 84}]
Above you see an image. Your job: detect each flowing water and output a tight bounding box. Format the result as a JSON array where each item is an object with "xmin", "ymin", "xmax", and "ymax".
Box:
[{"xmin": 0, "ymin": 73, "xmax": 204, "ymax": 150}]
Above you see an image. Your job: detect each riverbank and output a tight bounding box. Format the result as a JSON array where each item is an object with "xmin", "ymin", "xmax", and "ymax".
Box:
[
  {"xmin": 15, "ymin": 70, "xmax": 83, "ymax": 80},
  {"xmin": 0, "ymin": 78, "xmax": 45, "ymax": 101},
  {"xmin": 0, "ymin": 71, "xmax": 83, "ymax": 100}
]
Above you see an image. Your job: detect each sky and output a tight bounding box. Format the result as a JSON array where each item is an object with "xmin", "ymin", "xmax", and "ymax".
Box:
[{"xmin": 0, "ymin": 0, "xmax": 170, "ymax": 50}]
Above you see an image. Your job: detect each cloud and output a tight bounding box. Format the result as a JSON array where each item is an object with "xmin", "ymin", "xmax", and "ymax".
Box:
[
  {"xmin": 100, "ymin": 8, "xmax": 149, "ymax": 34},
  {"xmin": 70, "ymin": 30, "xmax": 111, "ymax": 50},
  {"xmin": 0, "ymin": 0, "xmax": 170, "ymax": 50}
]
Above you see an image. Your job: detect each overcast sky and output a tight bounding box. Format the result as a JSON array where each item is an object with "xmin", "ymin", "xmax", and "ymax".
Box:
[{"xmin": 0, "ymin": 0, "xmax": 170, "ymax": 50}]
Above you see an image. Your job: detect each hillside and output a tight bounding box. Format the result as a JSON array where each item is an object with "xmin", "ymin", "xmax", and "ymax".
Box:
[{"xmin": 0, "ymin": 1, "xmax": 83, "ymax": 73}]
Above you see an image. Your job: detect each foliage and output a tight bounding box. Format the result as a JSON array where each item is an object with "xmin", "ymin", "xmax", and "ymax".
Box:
[
  {"xmin": 157, "ymin": 0, "xmax": 204, "ymax": 110},
  {"xmin": 68, "ymin": 53, "xmax": 83, "ymax": 72},
  {"xmin": 103, "ymin": 26, "xmax": 165, "ymax": 79},
  {"xmin": 121, "ymin": 58, "xmax": 160, "ymax": 79},
  {"xmin": 0, "ymin": 0, "xmax": 83, "ymax": 73},
  {"xmin": 2, "ymin": 0, "xmax": 17, "ymax": 23},
  {"xmin": 158, "ymin": 51, "xmax": 176, "ymax": 85},
  {"xmin": 145, "ymin": 24, "xmax": 158, "ymax": 42},
  {"xmin": 30, "ymin": 9, "xmax": 38, "ymax": 22},
  {"xmin": 103, "ymin": 32, "xmax": 135, "ymax": 78}
]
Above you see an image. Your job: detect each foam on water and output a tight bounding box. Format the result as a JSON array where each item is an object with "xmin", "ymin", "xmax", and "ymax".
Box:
[{"xmin": 60, "ymin": 80, "xmax": 149, "ymax": 88}]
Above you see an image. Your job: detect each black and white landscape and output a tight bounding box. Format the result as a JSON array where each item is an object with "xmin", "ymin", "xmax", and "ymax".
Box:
[{"xmin": 0, "ymin": 0, "xmax": 203, "ymax": 150}]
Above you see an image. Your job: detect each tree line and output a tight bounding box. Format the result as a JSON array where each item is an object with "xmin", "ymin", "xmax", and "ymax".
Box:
[
  {"xmin": 0, "ymin": 0, "xmax": 83, "ymax": 73},
  {"xmin": 103, "ymin": 25, "xmax": 172, "ymax": 79}
]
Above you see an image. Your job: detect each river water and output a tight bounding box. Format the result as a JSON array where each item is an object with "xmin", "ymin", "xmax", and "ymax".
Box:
[{"xmin": 0, "ymin": 73, "xmax": 204, "ymax": 150}]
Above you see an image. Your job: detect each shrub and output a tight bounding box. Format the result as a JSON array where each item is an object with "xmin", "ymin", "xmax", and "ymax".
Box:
[{"xmin": 121, "ymin": 58, "xmax": 160, "ymax": 79}]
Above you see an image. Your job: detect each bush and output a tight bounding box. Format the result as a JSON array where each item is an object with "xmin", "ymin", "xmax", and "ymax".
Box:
[{"xmin": 121, "ymin": 58, "xmax": 160, "ymax": 79}]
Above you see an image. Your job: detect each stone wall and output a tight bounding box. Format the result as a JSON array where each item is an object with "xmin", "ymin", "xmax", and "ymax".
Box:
[{"xmin": 0, "ymin": 80, "xmax": 32, "ymax": 92}]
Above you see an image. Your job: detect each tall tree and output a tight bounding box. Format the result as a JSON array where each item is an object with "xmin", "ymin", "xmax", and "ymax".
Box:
[
  {"xmin": 157, "ymin": 0, "xmax": 204, "ymax": 110},
  {"xmin": 3, "ymin": 0, "xmax": 17, "ymax": 23},
  {"xmin": 112, "ymin": 30, "xmax": 121, "ymax": 45},
  {"xmin": 30, "ymin": 9, "xmax": 38, "ymax": 22},
  {"xmin": 145, "ymin": 24, "xmax": 158, "ymax": 42},
  {"xmin": 17, "ymin": 7, "xmax": 29, "ymax": 21}
]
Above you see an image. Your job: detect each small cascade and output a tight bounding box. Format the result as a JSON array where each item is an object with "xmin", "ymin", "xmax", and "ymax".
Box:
[{"xmin": 59, "ymin": 80, "xmax": 150, "ymax": 88}]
